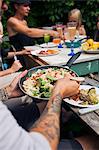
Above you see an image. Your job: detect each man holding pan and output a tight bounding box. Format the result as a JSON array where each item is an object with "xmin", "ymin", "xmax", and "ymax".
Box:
[{"xmin": 0, "ymin": 70, "xmax": 99, "ymax": 150}]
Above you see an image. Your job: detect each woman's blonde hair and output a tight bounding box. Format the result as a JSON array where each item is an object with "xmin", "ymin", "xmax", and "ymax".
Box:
[{"xmin": 68, "ymin": 9, "xmax": 82, "ymax": 28}]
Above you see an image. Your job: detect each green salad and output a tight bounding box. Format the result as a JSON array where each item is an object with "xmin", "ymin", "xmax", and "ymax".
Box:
[{"xmin": 23, "ymin": 67, "xmax": 74, "ymax": 99}]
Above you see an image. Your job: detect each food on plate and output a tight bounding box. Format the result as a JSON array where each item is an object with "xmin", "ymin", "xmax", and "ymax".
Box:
[
  {"xmin": 81, "ymin": 42, "xmax": 89, "ymax": 51},
  {"xmin": 87, "ymin": 39, "xmax": 94, "ymax": 45},
  {"xmin": 73, "ymin": 87, "xmax": 99, "ymax": 105},
  {"xmin": 38, "ymin": 49, "xmax": 59, "ymax": 56},
  {"xmin": 81, "ymin": 39, "xmax": 99, "ymax": 51},
  {"xmin": 23, "ymin": 67, "xmax": 76, "ymax": 98}
]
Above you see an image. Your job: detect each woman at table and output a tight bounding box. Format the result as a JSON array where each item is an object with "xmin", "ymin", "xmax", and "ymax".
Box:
[
  {"xmin": 68, "ymin": 9, "xmax": 86, "ymax": 36},
  {"xmin": 7, "ymin": 0, "xmax": 59, "ymax": 51},
  {"xmin": 0, "ymin": 0, "xmax": 33, "ymax": 69}
]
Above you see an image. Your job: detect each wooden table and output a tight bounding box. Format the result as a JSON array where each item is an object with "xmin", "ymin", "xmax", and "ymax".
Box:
[{"xmin": 25, "ymin": 45, "xmax": 99, "ymax": 76}]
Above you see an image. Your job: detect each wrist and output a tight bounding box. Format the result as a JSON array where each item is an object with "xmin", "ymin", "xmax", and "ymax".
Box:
[
  {"xmin": 17, "ymin": 51, "xmax": 23, "ymax": 55},
  {"xmin": 4, "ymin": 85, "xmax": 12, "ymax": 99},
  {"xmin": 48, "ymin": 93, "xmax": 62, "ymax": 113},
  {"xmin": 0, "ymin": 86, "xmax": 12, "ymax": 101},
  {"xmin": 52, "ymin": 86, "xmax": 64, "ymax": 99},
  {"xmin": 9, "ymin": 67, "xmax": 14, "ymax": 74}
]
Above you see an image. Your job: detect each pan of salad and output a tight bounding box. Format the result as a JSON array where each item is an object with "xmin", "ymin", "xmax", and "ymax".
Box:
[
  {"xmin": 19, "ymin": 52, "xmax": 81, "ymax": 101},
  {"xmin": 19, "ymin": 65, "xmax": 78, "ymax": 101}
]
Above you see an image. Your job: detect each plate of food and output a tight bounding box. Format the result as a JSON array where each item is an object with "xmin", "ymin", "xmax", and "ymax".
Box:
[
  {"xmin": 81, "ymin": 39, "xmax": 99, "ymax": 54},
  {"xmin": 83, "ymin": 49, "xmax": 99, "ymax": 54},
  {"xmin": 31, "ymin": 49, "xmax": 60, "ymax": 57},
  {"xmin": 19, "ymin": 65, "xmax": 77, "ymax": 102},
  {"xmin": 64, "ymin": 85, "xmax": 99, "ymax": 108}
]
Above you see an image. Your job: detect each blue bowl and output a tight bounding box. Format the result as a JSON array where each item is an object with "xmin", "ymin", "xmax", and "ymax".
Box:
[{"xmin": 65, "ymin": 40, "xmax": 81, "ymax": 48}]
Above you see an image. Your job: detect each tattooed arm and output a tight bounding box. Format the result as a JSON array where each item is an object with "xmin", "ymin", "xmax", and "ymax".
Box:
[{"xmin": 30, "ymin": 78, "xmax": 80, "ymax": 150}]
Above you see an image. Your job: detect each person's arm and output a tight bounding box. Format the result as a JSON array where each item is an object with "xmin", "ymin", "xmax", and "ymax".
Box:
[
  {"xmin": 0, "ymin": 21, "xmax": 3, "ymax": 35},
  {"xmin": 0, "ymin": 0, "xmax": 3, "ymax": 9},
  {"xmin": 7, "ymin": 49, "xmax": 32, "ymax": 59},
  {"xmin": 0, "ymin": 60, "xmax": 22, "ymax": 77},
  {"xmin": 1, "ymin": 71, "xmax": 79, "ymax": 150},
  {"xmin": 7, "ymin": 17, "xmax": 59, "ymax": 38},
  {"xmin": 30, "ymin": 78, "xmax": 79, "ymax": 150}
]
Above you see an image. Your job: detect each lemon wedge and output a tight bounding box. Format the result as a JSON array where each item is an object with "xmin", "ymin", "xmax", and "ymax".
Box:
[
  {"xmin": 87, "ymin": 39, "xmax": 94, "ymax": 46},
  {"xmin": 82, "ymin": 42, "xmax": 89, "ymax": 51}
]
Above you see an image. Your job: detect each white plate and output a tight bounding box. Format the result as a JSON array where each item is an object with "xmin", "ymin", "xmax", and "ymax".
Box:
[
  {"xmin": 40, "ymin": 42, "xmax": 58, "ymax": 48},
  {"xmin": 64, "ymin": 85, "xmax": 99, "ymax": 108},
  {"xmin": 31, "ymin": 49, "xmax": 60, "ymax": 57},
  {"xmin": 82, "ymin": 49, "xmax": 99, "ymax": 54},
  {"xmin": 40, "ymin": 41, "xmax": 63, "ymax": 48}
]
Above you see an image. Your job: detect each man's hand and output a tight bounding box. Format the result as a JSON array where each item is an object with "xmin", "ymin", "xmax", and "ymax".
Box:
[
  {"xmin": 52, "ymin": 76, "xmax": 80, "ymax": 99},
  {"xmin": 21, "ymin": 48, "xmax": 32, "ymax": 55},
  {"xmin": 5, "ymin": 70, "xmax": 27, "ymax": 98}
]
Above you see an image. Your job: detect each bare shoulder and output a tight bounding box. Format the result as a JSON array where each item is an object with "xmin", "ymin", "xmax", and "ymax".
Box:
[{"xmin": 7, "ymin": 17, "xmax": 20, "ymax": 25}]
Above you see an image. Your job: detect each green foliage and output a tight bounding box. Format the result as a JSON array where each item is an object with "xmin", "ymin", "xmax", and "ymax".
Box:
[
  {"xmin": 2, "ymin": 0, "xmax": 99, "ymax": 40},
  {"xmin": 29, "ymin": 0, "xmax": 99, "ymax": 37}
]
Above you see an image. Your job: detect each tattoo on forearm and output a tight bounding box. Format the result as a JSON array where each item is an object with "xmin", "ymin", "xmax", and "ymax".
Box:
[
  {"xmin": 48, "ymin": 94, "xmax": 62, "ymax": 113},
  {"xmin": 31, "ymin": 93, "xmax": 62, "ymax": 150}
]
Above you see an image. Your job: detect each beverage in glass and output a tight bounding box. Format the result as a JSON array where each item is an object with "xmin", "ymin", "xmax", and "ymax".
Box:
[
  {"xmin": 67, "ymin": 22, "xmax": 77, "ymax": 56},
  {"xmin": 56, "ymin": 22, "xmax": 63, "ymax": 38},
  {"xmin": 57, "ymin": 27, "xmax": 63, "ymax": 37},
  {"xmin": 44, "ymin": 33, "xmax": 50, "ymax": 44},
  {"xmin": 53, "ymin": 38, "xmax": 61, "ymax": 44},
  {"xmin": 67, "ymin": 26, "xmax": 76, "ymax": 41}
]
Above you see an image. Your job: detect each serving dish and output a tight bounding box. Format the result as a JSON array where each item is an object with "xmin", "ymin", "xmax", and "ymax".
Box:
[
  {"xmin": 19, "ymin": 65, "xmax": 78, "ymax": 102},
  {"xmin": 82, "ymin": 49, "xmax": 99, "ymax": 54}
]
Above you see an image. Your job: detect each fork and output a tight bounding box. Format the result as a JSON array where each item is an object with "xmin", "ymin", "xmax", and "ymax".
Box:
[{"xmin": 11, "ymin": 45, "xmax": 18, "ymax": 61}]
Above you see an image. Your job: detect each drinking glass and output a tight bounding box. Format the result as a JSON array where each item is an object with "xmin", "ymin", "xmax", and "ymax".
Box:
[
  {"xmin": 53, "ymin": 38, "xmax": 61, "ymax": 45},
  {"xmin": 67, "ymin": 22, "xmax": 77, "ymax": 56},
  {"xmin": 44, "ymin": 33, "xmax": 50, "ymax": 48},
  {"xmin": 55, "ymin": 22, "xmax": 63, "ymax": 38}
]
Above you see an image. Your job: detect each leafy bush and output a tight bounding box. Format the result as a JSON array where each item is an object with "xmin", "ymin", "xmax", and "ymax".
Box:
[{"xmin": 2, "ymin": 0, "xmax": 99, "ymax": 40}]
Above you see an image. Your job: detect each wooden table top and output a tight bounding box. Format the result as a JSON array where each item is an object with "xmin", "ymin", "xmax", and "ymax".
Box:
[{"xmin": 26, "ymin": 45, "xmax": 99, "ymax": 66}]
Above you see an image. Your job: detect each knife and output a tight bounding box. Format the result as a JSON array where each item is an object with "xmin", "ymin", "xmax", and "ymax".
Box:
[{"xmin": 79, "ymin": 105, "xmax": 99, "ymax": 115}]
